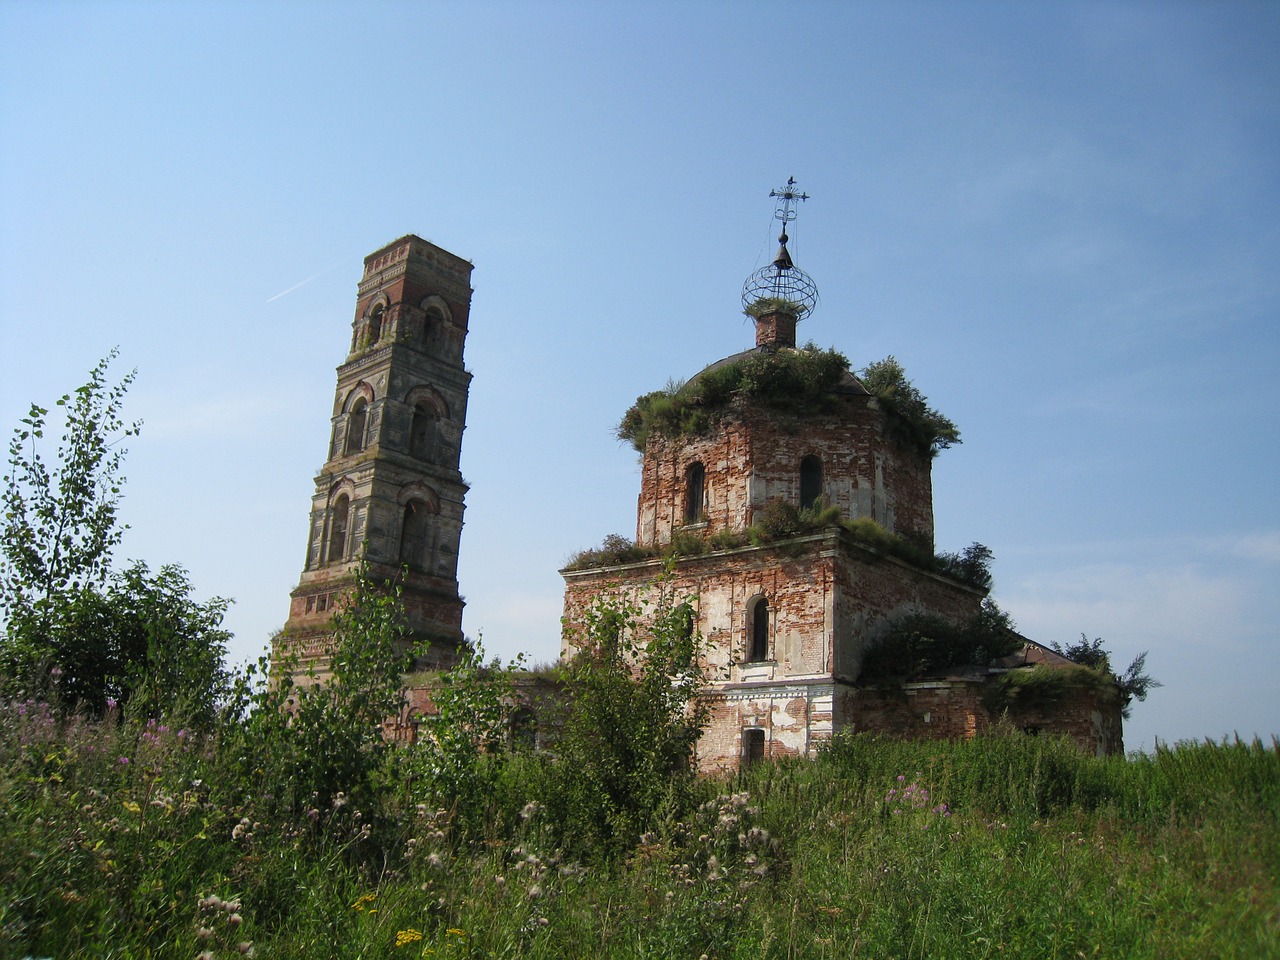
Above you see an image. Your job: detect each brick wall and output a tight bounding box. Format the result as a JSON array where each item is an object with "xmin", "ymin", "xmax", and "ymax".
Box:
[{"xmin": 637, "ymin": 401, "xmax": 935, "ymax": 550}]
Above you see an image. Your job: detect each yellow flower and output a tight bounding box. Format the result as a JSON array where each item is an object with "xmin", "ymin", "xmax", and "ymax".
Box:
[
  {"xmin": 446, "ymin": 928, "xmax": 466, "ymax": 937},
  {"xmin": 122, "ymin": 801, "xmax": 141, "ymax": 814},
  {"xmin": 395, "ymin": 928, "xmax": 424, "ymax": 947},
  {"xmin": 351, "ymin": 893, "xmax": 378, "ymax": 911}
]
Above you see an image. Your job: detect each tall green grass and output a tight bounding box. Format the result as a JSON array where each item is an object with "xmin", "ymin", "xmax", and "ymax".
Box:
[{"xmin": 2, "ymin": 701, "xmax": 1276, "ymax": 959}]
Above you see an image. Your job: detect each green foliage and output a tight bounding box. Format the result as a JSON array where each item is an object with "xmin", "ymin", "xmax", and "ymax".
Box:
[
  {"xmin": 399, "ymin": 640, "xmax": 529, "ymax": 840},
  {"xmin": 859, "ymin": 598, "xmax": 1021, "ymax": 685},
  {"xmin": 228, "ymin": 564, "xmax": 414, "ymax": 820},
  {"xmin": 742, "ymin": 296, "xmax": 807, "ymax": 319},
  {"xmin": 563, "ymin": 533, "xmax": 655, "ymax": 570},
  {"xmin": 0, "ymin": 356, "xmax": 233, "ymax": 721},
  {"xmin": 26, "ymin": 561, "xmax": 231, "ymax": 724},
  {"xmin": 565, "ymin": 516, "xmax": 994, "ymax": 598},
  {"xmin": 616, "ymin": 344, "xmax": 851, "ymax": 452},
  {"xmin": 935, "ymin": 541, "xmax": 994, "ymax": 590},
  {"xmin": 983, "ymin": 662, "xmax": 1120, "ymax": 717},
  {"xmin": 1051, "ymin": 634, "xmax": 1162, "ymax": 718},
  {"xmin": 858, "ymin": 355, "xmax": 961, "ymax": 456},
  {"xmin": 1, "ymin": 350, "xmax": 140, "ymax": 613},
  {"xmin": 548, "ymin": 578, "xmax": 709, "ymax": 860},
  {"xmin": 4, "ymin": 708, "xmax": 1277, "ymax": 958}
]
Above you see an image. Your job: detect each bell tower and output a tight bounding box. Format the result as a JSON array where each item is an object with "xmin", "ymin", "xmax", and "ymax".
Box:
[{"xmin": 278, "ymin": 235, "xmax": 473, "ymax": 677}]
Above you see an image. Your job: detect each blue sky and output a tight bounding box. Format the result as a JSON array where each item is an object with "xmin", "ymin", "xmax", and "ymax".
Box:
[{"xmin": 2, "ymin": 1, "xmax": 1277, "ymax": 752}]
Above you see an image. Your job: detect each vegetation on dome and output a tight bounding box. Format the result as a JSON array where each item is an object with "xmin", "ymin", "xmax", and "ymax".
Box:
[
  {"xmin": 742, "ymin": 296, "xmax": 807, "ymax": 319},
  {"xmin": 858, "ymin": 356, "xmax": 961, "ymax": 456},
  {"xmin": 616, "ymin": 347, "xmax": 960, "ymax": 458},
  {"xmin": 617, "ymin": 343, "xmax": 849, "ymax": 453}
]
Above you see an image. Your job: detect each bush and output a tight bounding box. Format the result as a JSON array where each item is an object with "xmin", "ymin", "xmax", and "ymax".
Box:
[{"xmin": 859, "ymin": 599, "xmax": 1021, "ymax": 685}]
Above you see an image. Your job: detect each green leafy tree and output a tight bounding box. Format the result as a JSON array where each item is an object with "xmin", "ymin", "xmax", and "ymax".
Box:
[
  {"xmin": 1, "ymin": 354, "xmax": 232, "ymax": 720},
  {"xmin": 1, "ymin": 351, "xmax": 140, "ymax": 636},
  {"xmin": 1051, "ymin": 634, "xmax": 1161, "ymax": 718},
  {"xmin": 400, "ymin": 639, "xmax": 529, "ymax": 839},
  {"xmin": 860, "ymin": 599, "xmax": 1021, "ymax": 685},
  {"xmin": 231, "ymin": 564, "xmax": 415, "ymax": 818},
  {"xmin": 859, "ymin": 355, "xmax": 960, "ymax": 456},
  {"xmin": 549, "ymin": 576, "xmax": 709, "ymax": 859},
  {"xmin": 42, "ymin": 561, "xmax": 231, "ymax": 723}
]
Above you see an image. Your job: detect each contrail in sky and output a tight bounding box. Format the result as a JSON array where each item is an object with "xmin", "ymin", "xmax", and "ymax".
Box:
[{"xmin": 266, "ymin": 259, "xmax": 345, "ymax": 302}]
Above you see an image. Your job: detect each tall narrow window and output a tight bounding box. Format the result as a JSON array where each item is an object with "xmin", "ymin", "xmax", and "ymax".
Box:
[
  {"xmin": 748, "ymin": 596, "xmax": 769, "ymax": 662},
  {"xmin": 423, "ymin": 305, "xmax": 445, "ymax": 347},
  {"xmin": 399, "ymin": 500, "xmax": 432, "ymax": 569},
  {"xmin": 344, "ymin": 397, "xmax": 368, "ymax": 455},
  {"xmin": 328, "ymin": 494, "xmax": 350, "ymax": 564},
  {"xmin": 367, "ymin": 304, "xmax": 384, "ymax": 345},
  {"xmin": 742, "ymin": 728, "xmax": 766, "ymax": 766},
  {"xmin": 684, "ymin": 462, "xmax": 705, "ymax": 524},
  {"xmin": 800, "ymin": 454, "xmax": 823, "ymax": 510},
  {"xmin": 409, "ymin": 403, "xmax": 436, "ymax": 459}
]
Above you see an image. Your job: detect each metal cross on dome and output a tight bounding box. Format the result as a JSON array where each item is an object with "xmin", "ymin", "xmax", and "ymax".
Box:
[{"xmin": 769, "ymin": 176, "xmax": 810, "ymax": 228}]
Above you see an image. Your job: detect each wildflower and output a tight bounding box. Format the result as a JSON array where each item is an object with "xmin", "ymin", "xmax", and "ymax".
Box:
[
  {"xmin": 446, "ymin": 928, "xmax": 466, "ymax": 937},
  {"xmin": 118, "ymin": 756, "xmax": 131, "ymax": 765},
  {"xmin": 236, "ymin": 943, "xmax": 254, "ymax": 956},
  {"xmin": 228, "ymin": 913, "xmax": 243, "ymax": 927},
  {"xmin": 197, "ymin": 952, "xmax": 214, "ymax": 960},
  {"xmin": 197, "ymin": 927, "xmax": 213, "ymax": 940},
  {"xmin": 395, "ymin": 929, "xmax": 424, "ymax": 947}
]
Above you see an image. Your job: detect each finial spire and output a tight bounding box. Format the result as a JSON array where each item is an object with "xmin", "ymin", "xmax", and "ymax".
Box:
[{"xmin": 742, "ymin": 177, "xmax": 819, "ymax": 338}]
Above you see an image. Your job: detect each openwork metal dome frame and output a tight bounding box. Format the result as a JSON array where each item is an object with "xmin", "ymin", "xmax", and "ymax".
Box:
[{"xmin": 740, "ymin": 177, "xmax": 819, "ymax": 319}]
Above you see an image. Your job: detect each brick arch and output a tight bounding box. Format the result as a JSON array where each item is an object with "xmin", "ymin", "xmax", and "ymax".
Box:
[
  {"xmin": 396, "ymin": 481, "xmax": 440, "ymax": 512},
  {"xmin": 343, "ymin": 381, "xmax": 375, "ymax": 410},
  {"xmin": 419, "ymin": 294, "xmax": 452, "ymax": 324},
  {"xmin": 403, "ymin": 384, "xmax": 448, "ymax": 419}
]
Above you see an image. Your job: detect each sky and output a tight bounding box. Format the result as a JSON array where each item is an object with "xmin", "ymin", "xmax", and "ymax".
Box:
[{"xmin": 1, "ymin": 1, "xmax": 1277, "ymax": 754}]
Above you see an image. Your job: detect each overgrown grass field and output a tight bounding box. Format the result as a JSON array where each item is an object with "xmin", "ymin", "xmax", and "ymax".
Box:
[{"xmin": 3, "ymin": 701, "xmax": 1276, "ymax": 959}]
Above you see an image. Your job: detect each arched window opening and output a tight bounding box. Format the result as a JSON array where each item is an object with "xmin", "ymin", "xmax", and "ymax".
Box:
[
  {"xmin": 742, "ymin": 728, "xmax": 766, "ymax": 766},
  {"xmin": 328, "ymin": 494, "xmax": 350, "ymax": 564},
  {"xmin": 410, "ymin": 402, "xmax": 436, "ymax": 459},
  {"xmin": 423, "ymin": 305, "xmax": 446, "ymax": 346},
  {"xmin": 800, "ymin": 455, "xmax": 823, "ymax": 510},
  {"xmin": 344, "ymin": 397, "xmax": 368, "ymax": 455},
  {"xmin": 367, "ymin": 303, "xmax": 385, "ymax": 345},
  {"xmin": 399, "ymin": 500, "xmax": 433, "ymax": 569},
  {"xmin": 684, "ymin": 462, "xmax": 705, "ymax": 524},
  {"xmin": 748, "ymin": 596, "xmax": 769, "ymax": 662}
]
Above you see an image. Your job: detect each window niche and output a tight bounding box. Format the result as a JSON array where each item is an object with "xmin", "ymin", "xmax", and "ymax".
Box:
[
  {"xmin": 366, "ymin": 303, "xmax": 385, "ymax": 345},
  {"xmin": 327, "ymin": 494, "xmax": 351, "ymax": 564},
  {"xmin": 742, "ymin": 728, "xmax": 766, "ymax": 766},
  {"xmin": 398, "ymin": 499, "xmax": 436, "ymax": 570},
  {"xmin": 684, "ymin": 462, "xmax": 706, "ymax": 524},
  {"xmin": 800, "ymin": 454, "xmax": 823, "ymax": 510},
  {"xmin": 747, "ymin": 595, "xmax": 770, "ymax": 662},
  {"xmin": 409, "ymin": 402, "xmax": 437, "ymax": 460},
  {"xmin": 344, "ymin": 397, "xmax": 368, "ymax": 455}
]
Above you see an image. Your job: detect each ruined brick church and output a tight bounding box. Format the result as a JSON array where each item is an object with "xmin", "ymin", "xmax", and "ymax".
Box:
[{"xmin": 276, "ymin": 195, "xmax": 1124, "ymax": 769}]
